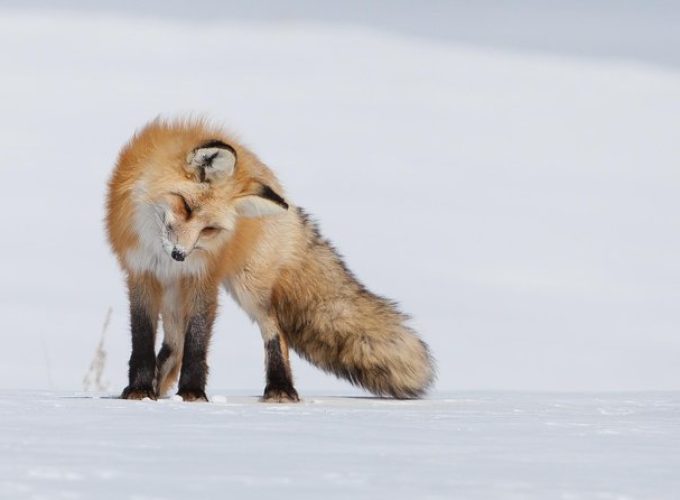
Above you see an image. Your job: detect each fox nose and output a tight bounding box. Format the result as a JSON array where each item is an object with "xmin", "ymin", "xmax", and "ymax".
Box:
[{"xmin": 171, "ymin": 248, "xmax": 186, "ymax": 262}]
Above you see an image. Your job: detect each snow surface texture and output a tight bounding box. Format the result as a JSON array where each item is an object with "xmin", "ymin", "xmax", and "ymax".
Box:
[{"xmin": 1, "ymin": 391, "xmax": 679, "ymax": 500}]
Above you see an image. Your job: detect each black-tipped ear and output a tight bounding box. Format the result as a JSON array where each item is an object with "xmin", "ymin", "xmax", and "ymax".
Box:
[
  {"xmin": 259, "ymin": 185, "xmax": 289, "ymax": 210},
  {"xmin": 197, "ymin": 140, "xmax": 236, "ymax": 157},
  {"xmin": 234, "ymin": 183, "xmax": 288, "ymax": 218},
  {"xmin": 185, "ymin": 140, "xmax": 237, "ymax": 183}
]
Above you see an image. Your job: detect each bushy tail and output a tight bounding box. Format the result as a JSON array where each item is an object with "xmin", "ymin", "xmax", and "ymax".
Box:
[
  {"xmin": 279, "ymin": 290, "xmax": 435, "ymax": 398},
  {"xmin": 273, "ymin": 209, "xmax": 436, "ymax": 398}
]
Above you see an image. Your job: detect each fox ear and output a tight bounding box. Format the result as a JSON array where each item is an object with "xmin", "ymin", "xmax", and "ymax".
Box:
[
  {"xmin": 186, "ymin": 140, "xmax": 236, "ymax": 182},
  {"xmin": 234, "ymin": 184, "xmax": 289, "ymax": 218}
]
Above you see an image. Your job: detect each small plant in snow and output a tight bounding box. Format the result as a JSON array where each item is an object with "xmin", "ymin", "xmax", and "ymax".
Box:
[{"xmin": 83, "ymin": 307, "xmax": 112, "ymax": 392}]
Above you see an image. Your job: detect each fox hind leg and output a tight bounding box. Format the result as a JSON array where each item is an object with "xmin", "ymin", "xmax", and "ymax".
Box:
[
  {"xmin": 259, "ymin": 316, "xmax": 299, "ymax": 403},
  {"xmin": 156, "ymin": 342, "xmax": 182, "ymax": 397},
  {"xmin": 156, "ymin": 283, "xmax": 186, "ymax": 398}
]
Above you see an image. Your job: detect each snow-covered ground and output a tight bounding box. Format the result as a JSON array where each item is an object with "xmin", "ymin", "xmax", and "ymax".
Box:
[
  {"xmin": 0, "ymin": 2, "xmax": 679, "ymax": 498},
  {"xmin": 1, "ymin": 391, "xmax": 678, "ymax": 500}
]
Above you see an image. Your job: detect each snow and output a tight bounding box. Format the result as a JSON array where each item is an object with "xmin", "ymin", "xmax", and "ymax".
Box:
[
  {"xmin": 0, "ymin": 2, "xmax": 679, "ymax": 498},
  {"xmin": 1, "ymin": 391, "xmax": 678, "ymax": 499}
]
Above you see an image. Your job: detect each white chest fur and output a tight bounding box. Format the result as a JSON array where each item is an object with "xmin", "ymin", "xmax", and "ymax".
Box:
[
  {"xmin": 123, "ymin": 199, "xmax": 207, "ymax": 282},
  {"xmin": 124, "ymin": 245, "xmax": 207, "ymax": 282}
]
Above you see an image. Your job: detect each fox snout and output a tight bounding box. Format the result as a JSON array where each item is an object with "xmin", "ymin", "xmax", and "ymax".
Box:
[
  {"xmin": 161, "ymin": 227, "xmax": 193, "ymax": 263},
  {"xmin": 161, "ymin": 214, "xmax": 198, "ymax": 263},
  {"xmin": 171, "ymin": 248, "xmax": 186, "ymax": 262}
]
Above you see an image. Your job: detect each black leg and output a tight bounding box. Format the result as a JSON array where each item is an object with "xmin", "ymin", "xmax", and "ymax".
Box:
[
  {"xmin": 262, "ymin": 336, "xmax": 299, "ymax": 402},
  {"xmin": 177, "ymin": 311, "xmax": 214, "ymax": 402},
  {"xmin": 122, "ymin": 289, "xmax": 158, "ymax": 400}
]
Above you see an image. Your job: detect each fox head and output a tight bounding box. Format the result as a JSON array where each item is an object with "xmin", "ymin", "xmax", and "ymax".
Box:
[{"xmin": 130, "ymin": 135, "xmax": 288, "ymax": 264}]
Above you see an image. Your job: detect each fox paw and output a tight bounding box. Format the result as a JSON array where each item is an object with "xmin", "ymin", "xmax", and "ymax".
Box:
[
  {"xmin": 262, "ymin": 385, "xmax": 300, "ymax": 403},
  {"xmin": 121, "ymin": 386, "xmax": 157, "ymax": 400},
  {"xmin": 176, "ymin": 389, "xmax": 209, "ymax": 402}
]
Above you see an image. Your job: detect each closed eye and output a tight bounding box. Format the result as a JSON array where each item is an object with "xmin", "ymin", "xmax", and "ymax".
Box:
[
  {"xmin": 171, "ymin": 192, "xmax": 193, "ymax": 218},
  {"xmin": 201, "ymin": 226, "xmax": 222, "ymax": 237}
]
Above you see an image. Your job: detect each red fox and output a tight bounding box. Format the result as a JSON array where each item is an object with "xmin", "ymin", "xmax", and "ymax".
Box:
[{"xmin": 106, "ymin": 118, "xmax": 435, "ymax": 402}]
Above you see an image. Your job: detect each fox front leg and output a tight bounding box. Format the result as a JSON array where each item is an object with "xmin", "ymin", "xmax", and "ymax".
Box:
[
  {"xmin": 122, "ymin": 275, "xmax": 161, "ymax": 400},
  {"xmin": 259, "ymin": 316, "xmax": 299, "ymax": 403},
  {"xmin": 176, "ymin": 288, "xmax": 217, "ymax": 402}
]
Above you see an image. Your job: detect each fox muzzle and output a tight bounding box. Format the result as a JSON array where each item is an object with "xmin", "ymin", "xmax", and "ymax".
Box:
[{"xmin": 171, "ymin": 248, "xmax": 186, "ymax": 262}]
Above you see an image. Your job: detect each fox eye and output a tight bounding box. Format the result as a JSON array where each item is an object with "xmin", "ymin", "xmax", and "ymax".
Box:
[
  {"xmin": 201, "ymin": 226, "xmax": 221, "ymax": 237},
  {"xmin": 181, "ymin": 197, "xmax": 192, "ymax": 217},
  {"xmin": 172, "ymin": 193, "xmax": 193, "ymax": 218}
]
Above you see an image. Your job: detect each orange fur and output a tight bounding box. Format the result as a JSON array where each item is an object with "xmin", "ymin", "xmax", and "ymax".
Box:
[{"xmin": 107, "ymin": 117, "xmax": 434, "ymax": 401}]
